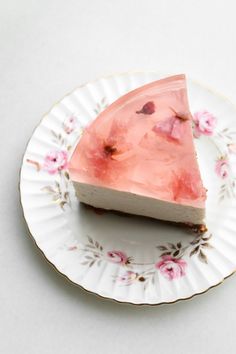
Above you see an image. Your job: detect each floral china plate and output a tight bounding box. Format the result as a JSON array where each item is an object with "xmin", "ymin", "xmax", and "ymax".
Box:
[{"xmin": 20, "ymin": 72, "xmax": 236, "ymax": 305}]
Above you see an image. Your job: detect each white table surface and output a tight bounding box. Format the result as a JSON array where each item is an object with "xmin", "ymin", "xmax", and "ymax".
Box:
[{"xmin": 1, "ymin": 1, "xmax": 236, "ymax": 353}]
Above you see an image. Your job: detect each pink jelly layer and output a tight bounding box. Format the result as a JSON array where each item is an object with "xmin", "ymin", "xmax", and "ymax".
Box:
[{"xmin": 69, "ymin": 75, "xmax": 206, "ymax": 208}]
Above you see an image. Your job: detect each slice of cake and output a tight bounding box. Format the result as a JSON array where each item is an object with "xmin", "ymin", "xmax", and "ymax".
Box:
[{"xmin": 68, "ymin": 75, "xmax": 206, "ymax": 225}]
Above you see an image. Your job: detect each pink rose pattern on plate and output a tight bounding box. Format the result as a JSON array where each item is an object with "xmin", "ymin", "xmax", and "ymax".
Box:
[
  {"xmin": 156, "ymin": 256, "xmax": 187, "ymax": 280},
  {"xmin": 192, "ymin": 110, "xmax": 236, "ymax": 201},
  {"xmin": 107, "ymin": 250, "xmax": 130, "ymax": 265},
  {"xmin": 43, "ymin": 150, "xmax": 68, "ymax": 174},
  {"xmin": 75, "ymin": 234, "xmax": 213, "ymax": 286},
  {"xmin": 117, "ymin": 271, "xmax": 138, "ymax": 285},
  {"xmin": 63, "ymin": 115, "xmax": 77, "ymax": 134},
  {"xmin": 26, "ymin": 116, "xmax": 77, "ymax": 209},
  {"xmin": 215, "ymin": 157, "xmax": 229, "ymax": 179},
  {"xmin": 193, "ymin": 110, "xmax": 217, "ymax": 138}
]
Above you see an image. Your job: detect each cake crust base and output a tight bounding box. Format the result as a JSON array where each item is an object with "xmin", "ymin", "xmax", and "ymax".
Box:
[{"xmin": 83, "ymin": 202, "xmax": 207, "ymax": 235}]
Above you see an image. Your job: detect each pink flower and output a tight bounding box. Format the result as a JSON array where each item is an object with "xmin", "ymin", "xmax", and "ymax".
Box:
[
  {"xmin": 136, "ymin": 101, "xmax": 155, "ymax": 115},
  {"xmin": 156, "ymin": 256, "xmax": 187, "ymax": 280},
  {"xmin": 63, "ymin": 115, "xmax": 77, "ymax": 134},
  {"xmin": 117, "ymin": 271, "xmax": 137, "ymax": 285},
  {"xmin": 228, "ymin": 143, "xmax": 236, "ymax": 154},
  {"xmin": 43, "ymin": 150, "xmax": 68, "ymax": 174},
  {"xmin": 81, "ymin": 116, "xmax": 135, "ymax": 181},
  {"xmin": 153, "ymin": 116, "xmax": 184, "ymax": 142},
  {"xmin": 107, "ymin": 250, "xmax": 129, "ymax": 265},
  {"xmin": 171, "ymin": 170, "xmax": 205, "ymax": 201},
  {"xmin": 215, "ymin": 157, "xmax": 229, "ymax": 179},
  {"xmin": 193, "ymin": 110, "xmax": 217, "ymax": 138},
  {"xmin": 85, "ymin": 133, "xmax": 133, "ymax": 181}
]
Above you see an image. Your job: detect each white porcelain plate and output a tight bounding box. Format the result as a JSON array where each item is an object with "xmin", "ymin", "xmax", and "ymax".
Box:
[{"xmin": 20, "ymin": 72, "xmax": 236, "ymax": 305}]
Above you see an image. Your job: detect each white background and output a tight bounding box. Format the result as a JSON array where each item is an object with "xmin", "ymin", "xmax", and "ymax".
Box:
[{"xmin": 1, "ymin": 1, "xmax": 236, "ymax": 353}]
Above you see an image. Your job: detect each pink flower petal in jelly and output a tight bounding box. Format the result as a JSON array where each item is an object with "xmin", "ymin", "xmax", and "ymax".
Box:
[
  {"xmin": 68, "ymin": 75, "xmax": 206, "ymax": 208},
  {"xmin": 171, "ymin": 171, "xmax": 205, "ymax": 201},
  {"xmin": 153, "ymin": 116, "xmax": 183, "ymax": 141},
  {"xmin": 136, "ymin": 101, "xmax": 155, "ymax": 115}
]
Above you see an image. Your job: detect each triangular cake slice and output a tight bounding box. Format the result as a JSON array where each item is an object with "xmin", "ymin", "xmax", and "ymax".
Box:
[{"xmin": 68, "ymin": 75, "xmax": 206, "ymax": 225}]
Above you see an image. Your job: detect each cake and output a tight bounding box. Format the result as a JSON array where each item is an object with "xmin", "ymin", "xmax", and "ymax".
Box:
[{"xmin": 68, "ymin": 75, "xmax": 206, "ymax": 226}]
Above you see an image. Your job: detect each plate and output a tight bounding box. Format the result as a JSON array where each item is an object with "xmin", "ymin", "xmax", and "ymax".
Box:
[{"xmin": 20, "ymin": 72, "xmax": 236, "ymax": 305}]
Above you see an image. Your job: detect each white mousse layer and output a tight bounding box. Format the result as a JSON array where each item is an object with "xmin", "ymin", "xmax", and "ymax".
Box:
[{"xmin": 74, "ymin": 181, "xmax": 205, "ymax": 224}]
